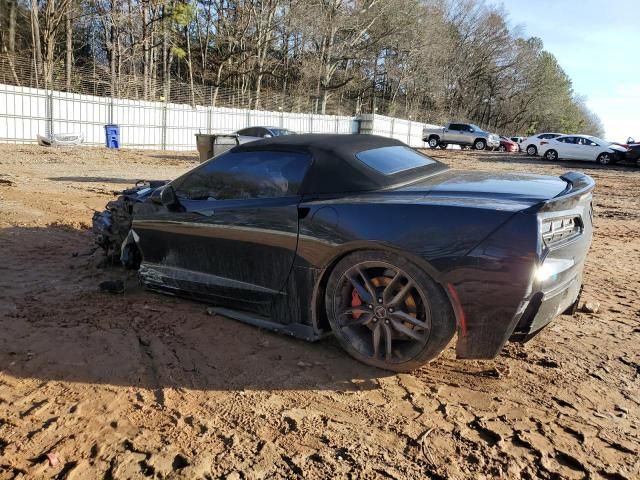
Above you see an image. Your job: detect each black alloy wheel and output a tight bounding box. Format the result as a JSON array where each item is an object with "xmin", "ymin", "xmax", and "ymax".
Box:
[{"xmin": 325, "ymin": 251, "xmax": 455, "ymax": 372}]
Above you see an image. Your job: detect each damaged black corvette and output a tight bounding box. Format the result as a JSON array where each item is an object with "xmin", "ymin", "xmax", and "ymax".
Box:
[{"xmin": 93, "ymin": 134, "xmax": 594, "ymax": 371}]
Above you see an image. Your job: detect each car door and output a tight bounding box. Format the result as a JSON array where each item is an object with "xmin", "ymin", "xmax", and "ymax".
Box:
[
  {"xmin": 581, "ymin": 137, "xmax": 600, "ymax": 161},
  {"xmin": 556, "ymin": 136, "xmax": 579, "ymax": 159},
  {"xmin": 446, "ymin": 124, "xmax": 463, "ymax": 143},
  {"xmin": 134, "ymin": 149, "xmax": 311, "ymax": 309}
]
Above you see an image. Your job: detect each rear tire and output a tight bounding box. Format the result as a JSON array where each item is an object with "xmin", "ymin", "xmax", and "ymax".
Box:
[
  {"xmin": 526, "ymin": 145, "xmax": 537, "ymax": 156},
  {"xmin": 544, "ymin": 149, "xmax": 558, "ymax": 161},
  {"xmin": 439, "ymin": 143, "xmax": 448, "ymax": 150},
  {"xmin": 428, "ymin": 136, "xmax": 439, "ymax": 149},
  {"xmin": 474, "ymin": 139, "xmax": 486, "ymax": 150},
  {"xmin": 325, "ymin": 250, "xmax": 456, "ymax": 372},
  {"xmin": 597, "ymin": 152, "xmax": 613, "ymax": 165},
  {"xmin": 498, "ymin": 145, "xmax": 506, "ymax": 152}
]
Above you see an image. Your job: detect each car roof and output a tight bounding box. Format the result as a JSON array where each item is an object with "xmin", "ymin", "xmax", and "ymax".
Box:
[{"xmin": 229, "ymin": 134, "xmax": 447, "ymax": 195}]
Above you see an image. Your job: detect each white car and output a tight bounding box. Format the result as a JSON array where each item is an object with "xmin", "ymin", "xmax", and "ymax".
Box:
[
  {"xmin": 522, "ymin": 132, "xmax": 564, "ymax": 156},
  {"xmin": 539, "ymin": 135, "xmax": 628, "ymax": 165}
]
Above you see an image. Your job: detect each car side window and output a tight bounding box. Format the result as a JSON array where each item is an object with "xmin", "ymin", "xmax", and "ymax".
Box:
[
  {"xmin": 174, "ymin": 151, "xmax": 312, "ymax": 201},
  {"xmin": 448, "ymin": 124, "xmax": 461, "ymax": 131},
  {"xmin": 236, "ymin": 128, "xmax": 251, "ymax": 136}
]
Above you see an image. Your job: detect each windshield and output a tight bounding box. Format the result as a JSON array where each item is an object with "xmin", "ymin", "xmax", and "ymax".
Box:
[
  {"xmin": 356, "ymin": 146, "xmax": 437, "ymax": 175},
  {"xmin": 270, "ymin": 128, "xmax": 296, "ymax": 136},
  {"xmin": 469, "ymin": 124, "xmax": 483, "ymax": 132}
]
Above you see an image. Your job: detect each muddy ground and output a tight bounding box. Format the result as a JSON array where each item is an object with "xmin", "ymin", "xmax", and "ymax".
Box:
[{"xmin": 0, "ymin": 144, "xmax": 638, "ymax": 479}]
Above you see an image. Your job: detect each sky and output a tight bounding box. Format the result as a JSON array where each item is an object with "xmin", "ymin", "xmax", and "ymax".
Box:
[{"xmin": 493, "ymin": 0, "xmax": 640, "ymax": 142}]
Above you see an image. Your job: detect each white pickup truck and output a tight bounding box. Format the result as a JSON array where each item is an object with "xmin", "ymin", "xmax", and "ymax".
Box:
[{"xmin": 423, "ymin": 122, "xmax": 500, "ymax": 150}]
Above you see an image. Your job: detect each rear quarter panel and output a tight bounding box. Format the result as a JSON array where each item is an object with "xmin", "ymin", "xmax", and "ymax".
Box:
[{"xmin": 295, "ymin": 197, "xmax": 540, "ymax": 355}]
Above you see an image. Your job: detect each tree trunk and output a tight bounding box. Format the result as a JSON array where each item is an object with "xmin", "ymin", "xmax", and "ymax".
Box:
[
  {"xmin": 30, "ymin": 0, "xmax": 43, "ymax": 87},
  {"xmin": 8, "ymin": 0, "xmax": 17, "ymax": 53},
  {"xmin": 66, "ymin": 3, "xmax": 72, "ymax": 91}
]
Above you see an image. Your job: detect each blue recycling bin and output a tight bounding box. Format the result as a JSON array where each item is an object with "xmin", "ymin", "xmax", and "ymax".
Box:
[{"xmin": 104, "ymin": 124, "xmax": 120, "ymax": 149}]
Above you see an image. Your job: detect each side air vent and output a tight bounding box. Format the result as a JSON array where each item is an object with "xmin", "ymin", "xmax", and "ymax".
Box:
[{"xmin": 541, "ymin": 216, "xmax": 582, "ymax": 247}]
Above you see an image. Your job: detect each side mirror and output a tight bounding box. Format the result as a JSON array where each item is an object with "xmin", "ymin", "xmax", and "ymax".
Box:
[
  {"xmin": 263, "ymin": 133, "xmax": 273, "ymax": 138},
  {"xmin": 160, "ymin": 185, "xmax": 180, "ymax": 208}
]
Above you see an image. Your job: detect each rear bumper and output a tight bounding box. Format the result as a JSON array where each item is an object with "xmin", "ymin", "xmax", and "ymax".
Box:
[{"xmin": 510, "ymin": 270, "xmax": 583, "ymax": 342}]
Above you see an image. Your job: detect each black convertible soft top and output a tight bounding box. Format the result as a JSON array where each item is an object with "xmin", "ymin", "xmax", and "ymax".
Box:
[{"xmin": 230, "ymin": 134, "xmax": 446, "ymax": 195}]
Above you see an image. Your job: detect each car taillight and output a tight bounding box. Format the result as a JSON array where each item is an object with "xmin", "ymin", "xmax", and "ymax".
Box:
[{"xmin": 540, "ymin": 216, "xmax": 582, "ymax": 248}]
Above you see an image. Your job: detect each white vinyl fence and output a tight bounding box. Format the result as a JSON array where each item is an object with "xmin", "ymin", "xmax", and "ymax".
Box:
[
  {"xmin": 358, "ymin": 114, "xmax": 441, "ymax": 148},
  {"xmin": 0, "ymin": 83, "xmax": 439, "ymax": 150}
]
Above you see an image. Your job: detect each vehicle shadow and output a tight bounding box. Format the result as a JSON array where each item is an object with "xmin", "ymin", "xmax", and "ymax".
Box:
[
  {"xmin": 0, "ymin": 225, "xmax": 402, "ymax": 393},
  {"xmin": 48, "ymin": 176, "xmax": 142, "ymax": 184},
  {"xmin": 467, "ymin": 151, "xmax": 637, "ymax": 172}
]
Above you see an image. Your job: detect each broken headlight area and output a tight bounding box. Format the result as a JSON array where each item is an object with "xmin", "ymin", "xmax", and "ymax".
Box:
[{"xmin": 92, "ymin": 180, "xmax": 167, "ymax": 264}]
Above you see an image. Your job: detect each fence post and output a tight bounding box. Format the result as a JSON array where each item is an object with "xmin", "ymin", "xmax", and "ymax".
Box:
[
  {"xmin": 408, "ymin": 121, "xmax": 412, "ymax": 146},
  {"xmin": 108, "ymin": 95, "xmax": 114, "ymax": 124},
  {"xmin": 391, "ymin": 117, "xmax": 395, "ymax": 139},
  {"xmin": 207, "ymin": 106, "xmax": 212, "ymax": 134},
  {"xmin": 161, "ymin": 100, "xmax": 167, "ymax": 150},
  {"xmin": 46, "ymin": 90, "xmax": 54, "ymax": 137}
]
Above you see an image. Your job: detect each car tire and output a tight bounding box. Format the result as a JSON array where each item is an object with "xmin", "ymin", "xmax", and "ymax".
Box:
[
  {"xmin": 597, "ymin": 152, "xmax": 613, "ymax": 165},
  {"xmin": 440, "ymin": 143, "xmax": 448, "ymax": 150},
  {"xmin": 498, "ymin": 145, "xmax": 506, "ymax": 152},
  {"xmin": 526, "ymin": 145, "xmax": 537, "ymax": 156},
  {"xmin": 428, "ymin": 136, "xmax": 439, "ymax": 149},
  {"xmin": 544, "ymin": 149, "xmax": 558, "ymax": 161},
  {"xmin": 325, "ymin": 250, "xmax": 456, "ymax": 372},
  {"xmin": 474, "ymin": 139, "xmax": 486, "ymax": 150}
]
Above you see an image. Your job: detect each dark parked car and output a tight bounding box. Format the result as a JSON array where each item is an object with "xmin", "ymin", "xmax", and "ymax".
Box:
[
  {"xmin": 626, "ymin": 143, "xmax": 640, "ymax": 166},
  {"xmin": 234, "ymin": 126, "xmax": 296, "ymax": 144},
  {"xmin": 93, "ymin": 134, "xmax": 594, "ymax": 372}
]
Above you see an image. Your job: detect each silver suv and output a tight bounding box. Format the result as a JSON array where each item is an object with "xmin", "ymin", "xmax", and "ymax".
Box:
[{"xmin": 423, "ymin": 122, "xmax": 500, "ymax": 150}]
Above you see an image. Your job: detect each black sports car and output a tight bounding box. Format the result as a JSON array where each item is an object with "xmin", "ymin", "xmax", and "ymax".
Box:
[{"xmin": 93, "ymin": 134, "xmax": 594, "ymax": 372}]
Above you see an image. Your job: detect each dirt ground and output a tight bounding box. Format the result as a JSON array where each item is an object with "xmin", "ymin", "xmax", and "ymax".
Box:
[{"xmin": 0, "ymin": 143, "xmax": 638, "ymax": 480}]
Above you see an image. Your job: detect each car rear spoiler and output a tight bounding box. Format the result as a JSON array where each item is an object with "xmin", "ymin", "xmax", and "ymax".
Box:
[{"xmin": 529, "ymin": 171, "xmax": 595, "ymax": 213}]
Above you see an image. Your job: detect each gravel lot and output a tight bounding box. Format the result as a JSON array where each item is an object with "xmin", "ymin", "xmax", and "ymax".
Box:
[{"xmin": 0, "ymin": 144, "xmax": 638, "ymax": 479}]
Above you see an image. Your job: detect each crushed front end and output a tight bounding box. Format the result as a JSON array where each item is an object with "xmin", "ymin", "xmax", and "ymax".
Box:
[{"xmin": 92, "ymin": 180, "xmax": 166, "ymax": 263}]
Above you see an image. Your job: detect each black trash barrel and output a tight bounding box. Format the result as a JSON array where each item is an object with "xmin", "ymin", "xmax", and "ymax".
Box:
[{"xmin": 195, "ymin": 134, "xmax": 239, "ymax": 163}]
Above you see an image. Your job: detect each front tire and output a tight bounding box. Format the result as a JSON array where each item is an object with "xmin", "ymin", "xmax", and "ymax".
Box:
[
  {"xmin": 597, "ymin": 152, "xmax": 613, "ymax": 165},
  {"xmin": 544, "ymin": 149, "xmax": 558, "ymax": 161},
  {"xmin": 325, "ymin": 250, "xmax": 456, "ymax": 372},
  {"xmin": 474, "ymin": 139, "xmax": 486, "ymax": 150},
  {"xmin": 526, "ymin": 145, "xmax": 537, "ymax": 156},
  {"xmin": 428, "ymin": 136, "xmax": 439, "ymax": 149}
]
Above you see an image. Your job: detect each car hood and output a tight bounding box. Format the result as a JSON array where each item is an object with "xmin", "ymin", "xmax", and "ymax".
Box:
[{"xmin": 397, "ymin": 170, "xmax": 568, "ymax": 210}]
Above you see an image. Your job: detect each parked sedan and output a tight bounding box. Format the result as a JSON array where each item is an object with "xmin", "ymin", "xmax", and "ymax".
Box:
[
  {"xmin": 234, "ymin": 126, "xmax": 296, "ymax": 144},
  {"xmin": 93, "ymin": 134, "xmax": 594, "ymax": 372},
  {"xmin": 539, "ymin": 135, "xmax": 628, "ymax": 165},
  {"xmin": 498, "ymin": 136, "xmax": 520, "ymax": 152},
  {"xmin": 522, "ymin": 133, "xmax": 564, "ymax": 156}
]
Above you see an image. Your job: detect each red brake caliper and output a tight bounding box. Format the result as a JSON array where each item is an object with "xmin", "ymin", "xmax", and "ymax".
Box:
[{"xmin": 351, "ymin": 289, "xmax": 363, "ymax": 319}]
